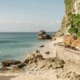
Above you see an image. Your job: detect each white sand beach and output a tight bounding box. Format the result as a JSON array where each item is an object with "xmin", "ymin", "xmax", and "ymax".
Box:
[
  {"xmin": 1, "ymin": 37, "xmax": 80, "ymax": 80},
  {"xmin": 0, "ymin": 37, "xmax": 64, "ymax": 80},
  {"xmin": 10, "ymin": 37, "xmax": 65, "ymax": 80}
]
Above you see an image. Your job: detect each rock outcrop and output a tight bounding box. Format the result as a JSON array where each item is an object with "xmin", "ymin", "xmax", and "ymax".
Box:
[
  {"xmin": 55, "ymin": 44, "xmax": 80, "ymax": 65},
  {"xmin": 71, "ymin": 38, "xmax": 80, "ymax": 48},
  {"xmin": 23, "ymin": 50, "xmax": 65, "ymax": 70},
  {"xmin": 63, "ymin": 35, "xmax": 80, "ymax": 49},
  {"xmin": 1, "ymin": 60, "xmax": 22, "ymax": 71},
  {"xmin": 38, "ymin": 30, "xmax": 51, "ymax": 40},
  {"xmin": 63, "ymin": 35, "xmax": 77, "ymax": 45},
  {"xmin": 24, "ymin": 50, "xmax": 44, "ymax": 65},
  {"xmin": 2, "ymin": 60, "xmax": 21, "ymax": 67},
  {"xmin": 61, "ymin": 0, "xmax": 80, "ymax": 35}
]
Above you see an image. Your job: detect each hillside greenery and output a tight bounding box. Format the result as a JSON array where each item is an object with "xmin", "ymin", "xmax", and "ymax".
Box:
[
  {"xmin": 64, "ymin": 0, "xmax": 75, "ymax": 14},
  {"xmin": 61, "ymin": 0, "xmax": 80, "ymax": 37},
  {"xmin": 68, "ymin": 14, "xmax": 80, "ymax": 37}
]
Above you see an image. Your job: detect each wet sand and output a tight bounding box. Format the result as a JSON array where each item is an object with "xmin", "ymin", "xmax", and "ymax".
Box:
[{"xmin": 0, "ymin": 76, "xmax": 15, "ymax": 80}]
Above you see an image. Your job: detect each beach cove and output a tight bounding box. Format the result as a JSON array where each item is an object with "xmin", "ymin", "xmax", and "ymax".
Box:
[
  {"xmin": 1, "ymin": 35, "xmax": 80, "ymax": 80},
  {"xmin": 1, "ymin": 0, "xmax": 80, "ymax": 80},
  {"xmin": 0, "ymin": 32, "xmax": 52, "ymax": 64}
]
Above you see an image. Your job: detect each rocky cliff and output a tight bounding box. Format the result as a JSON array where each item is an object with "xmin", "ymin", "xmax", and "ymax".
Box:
[{"xmin": 61, "ymin": 0, "xmax": 80, "ymax": 35}]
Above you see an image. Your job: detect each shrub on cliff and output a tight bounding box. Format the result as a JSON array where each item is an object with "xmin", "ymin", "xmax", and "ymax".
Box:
[
  {"xmin": 64, "ymin": 0, "xmax": 75, "ymax": 14},
  {"xmin": 77, "ymin": 29, "xmax": 80, "ymax": 37},
  {"xmin": 71, "ymin": 14, "xmax": 80, "ymax": 28},
  {"xmin": 68, "ymin": 27, "xmax": 78, "ymax": 35},
  {"xmin": 68, "ymin": 14, "xmax": 80, "ymax": 37}
]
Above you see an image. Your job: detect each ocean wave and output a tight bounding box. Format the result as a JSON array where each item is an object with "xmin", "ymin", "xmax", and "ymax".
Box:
[{"xmin": 0, "ymin": 40, "xmax": 18, "ymax": 43}]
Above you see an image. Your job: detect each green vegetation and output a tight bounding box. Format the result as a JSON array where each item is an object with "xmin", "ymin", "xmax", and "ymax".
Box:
[
  {"xmin": 68, "ymin": 14, "xmax": 80, "ymax": 37},
  {"xmin": 58, "ymin": 30, "xmax": 61, "ymax": 32},
  {"xmin": 77, "ymin": 29, "xmax": 80, "ymax": 37},
  {"xmin": 68, "ymin": 27, "xmax": 78, "ymax": 34},
  {"xmin": 61, "ymin": 0, "xmax": 80, "ymax": 37},
  {"xmin": 61, "ymin": 0, "xmax": 75, "ymax": 31},
  {"xmin": 64, "ymin": 0, "xmax": 75, "ymax": 14},
  {"xmin": 71, "ymin": 14, "xmax": 80, "ymax": 27}
]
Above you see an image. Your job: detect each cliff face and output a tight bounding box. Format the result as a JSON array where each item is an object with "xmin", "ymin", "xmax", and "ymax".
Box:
[
  {"xmin": 73, "ymin": 0, "xmax": 80, "ymax": 14},
  {"xmin": 61, "ymin": 0, "xmax": 80, "ymax": 34}
]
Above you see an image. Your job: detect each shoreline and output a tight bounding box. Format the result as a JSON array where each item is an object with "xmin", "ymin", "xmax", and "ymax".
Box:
[
  {"xmin": 1, "ymin": 36, "xmax": 80, "ymax": 80},
  {"xmin": 0, "ymin": 37, "xmax": 64, "ymax": 80},
  {"xmin": 0, "ymin": 40, "xmax": 52, "ymax": 73},
  {"xmin": 0, "ymin": 40, "xmax": 49, "ymax": 69}
]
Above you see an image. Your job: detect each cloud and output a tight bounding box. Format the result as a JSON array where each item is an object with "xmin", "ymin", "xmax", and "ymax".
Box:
[
  {"xmin": 0, "ymin": 20, "xmax": 61, "ymax": 32},
  {"xmin": 0, "ymin": 20, "xmax": 61, "ymax": 25},
  {"xmin": 0, "ymin": 20, "xmax": 32, "ymax": 24},
  {"xmin": 52, "ymin": 20, "xmax": 61, "ymax": 24}
]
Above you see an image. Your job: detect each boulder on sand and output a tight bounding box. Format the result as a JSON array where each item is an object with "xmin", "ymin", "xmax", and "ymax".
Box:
[
  {"xmin": 38, "ymin": 30, "xmax": 52, "ymax": 40},
  {"xmin": 71, "ymin": 38, "xmax": 80, "ymax": 48},
  {"xmin": 2, "ymin": 60, "xmax": 21, "ymax": 67},
  {"xmin": 45, "ymin": 51, "xmax": 50, "ymax": 55},
  {"xmin": 39, "ymin": 45, "xmax": 44, "ymax": 48},
  {"xmin": 24, "ymin": 50, "xmax": 43, "ymax": 64},
  {"xmin": 39, "ymin": 30, "xmax": 46, "ymax": 35}
]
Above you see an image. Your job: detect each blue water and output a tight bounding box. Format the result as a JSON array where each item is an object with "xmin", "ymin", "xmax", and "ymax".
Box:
[{"xmin": 0, "ymin": 32, "xmax": 53, "ymax": 63}]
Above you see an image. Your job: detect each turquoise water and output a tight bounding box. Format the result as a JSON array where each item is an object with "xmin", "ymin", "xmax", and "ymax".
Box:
[{"xmin": 0, "ymin": 32, "xmax": 53, "ymax": 63}]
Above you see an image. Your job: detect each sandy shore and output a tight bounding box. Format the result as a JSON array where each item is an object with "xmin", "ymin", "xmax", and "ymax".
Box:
[
  {"xmin": 0, "ymin": 76, "xmax": 15, "ymax": 80},
  {"xmin": 38, "ymin": 36, "xmax": 63, "ymax": 58},
  {"xmin": 1, "ymin": 36, "xmax": 79, "ymax": 80},
  {"xmin": 10, "ymin": 37, "xmax": 65, "ymax": 80},
  {"xmin": 0, "ymin": 37, "xmax": 64, "ymax": 80}
]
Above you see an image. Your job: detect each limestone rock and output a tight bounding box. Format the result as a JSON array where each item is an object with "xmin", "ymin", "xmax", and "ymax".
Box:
[
  {"xmin": 2, "ymin": 60, "xmax": 21, "ymax": 67},
  {"xmin": 39, "ymin": 45, "xmax": 44, "ymax": 48},
  {"xmin": 45, "ymin": 51, "xmax": 50, "ymax": 55},
  {"xmin": 38, "ymin": 30, "xmax": 51, "ymax": 40},
  {"xmin": 71, "ymin": 38, "xmax": 80, "ymax": 48},
  {"xmin": 24, "ymin": 51, "xmax": 43, "ymax": 65},
  {"xmin": 63, "ymin": 35, "xmax": 77, "ymax": 45},
  {"xmin": 70, "ymin": 72, "xmax": 80, "ymax": 80}
]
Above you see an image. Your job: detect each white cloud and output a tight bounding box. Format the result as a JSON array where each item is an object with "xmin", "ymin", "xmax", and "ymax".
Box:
[
  {"xmin": 0, "ymin": 20, "xmax": 33, "ymax": 25},
  {"xmin": 52, "ymin": 20, "xmax": 61, "ymax": 24},
  {"xmin": 0, "ymin": 20, "xmax": 61, "ymax": 25},
  {"xmin": 0, "ymin": 20, "xmax": 62, "ymax": 32}
]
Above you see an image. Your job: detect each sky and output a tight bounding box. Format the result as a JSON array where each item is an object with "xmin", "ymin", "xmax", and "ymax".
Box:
[{"xmin": 0, "ymin": 0, "xmax": 65, "ymax": 32}]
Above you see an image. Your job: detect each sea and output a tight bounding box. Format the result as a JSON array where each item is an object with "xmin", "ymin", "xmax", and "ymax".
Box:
[{"xmin": 0, "ymin": 32, "xmax": 53, "ymax": 64}]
